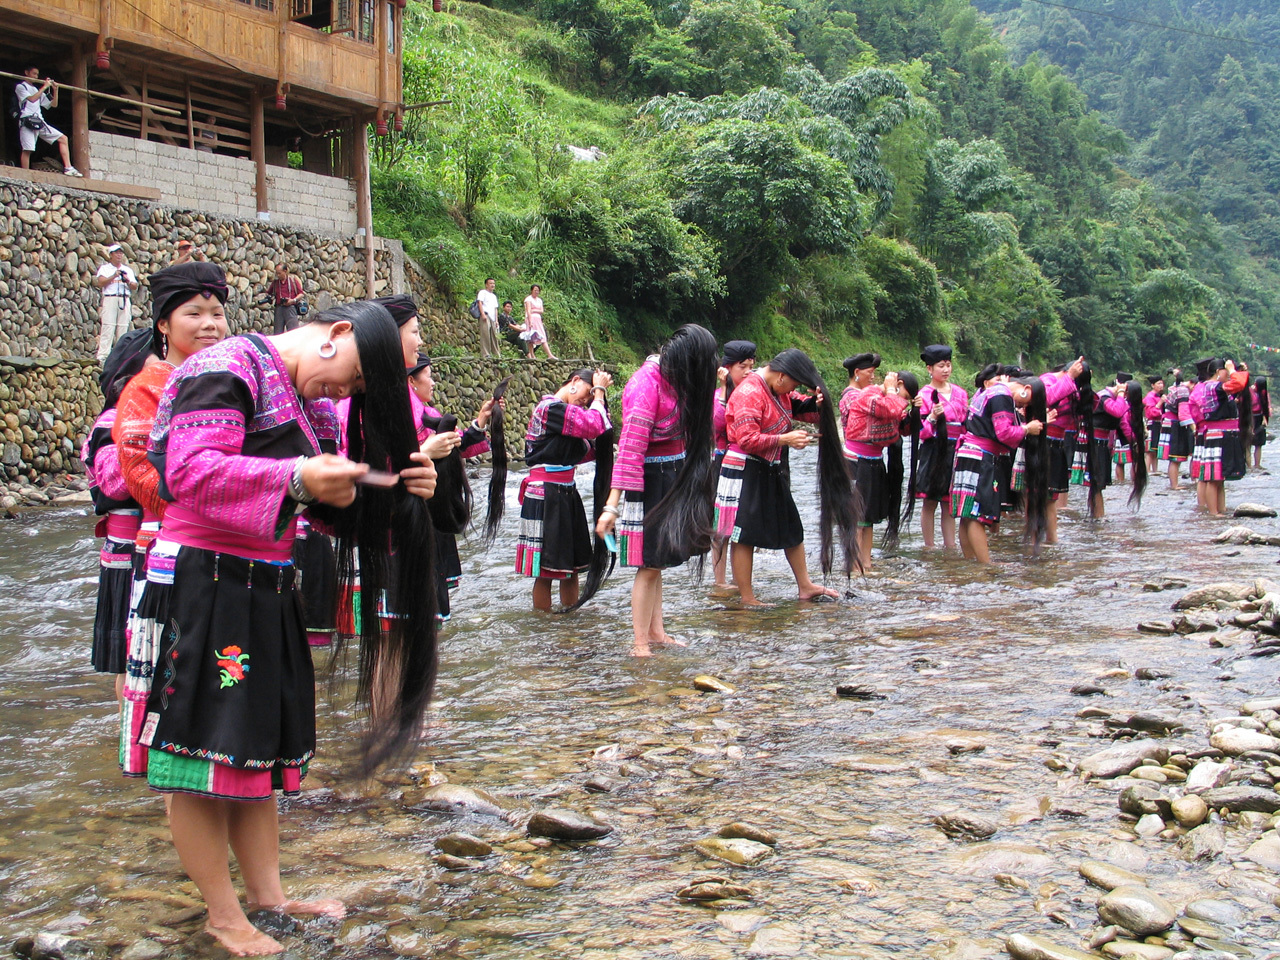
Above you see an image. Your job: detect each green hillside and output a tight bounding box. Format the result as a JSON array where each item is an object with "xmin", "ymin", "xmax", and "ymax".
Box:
[{"xmin": 370, "ymin": 0, "xmax": 1280, "ymax": 379}]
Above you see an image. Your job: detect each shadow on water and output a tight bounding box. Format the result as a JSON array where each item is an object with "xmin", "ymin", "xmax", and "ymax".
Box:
[{"xmin": 1, "ymin": 459, "xmax": 1278, "ymax": 958}]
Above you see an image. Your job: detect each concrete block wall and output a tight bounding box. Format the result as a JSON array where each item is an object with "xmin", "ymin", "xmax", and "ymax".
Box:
[{"xmin": 87, "ymin": 132, "xmax": 357, "ymax": 236}]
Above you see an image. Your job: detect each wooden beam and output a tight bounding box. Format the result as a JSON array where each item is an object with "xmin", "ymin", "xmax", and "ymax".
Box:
[
  {"xmin": 277, "ymin": 0, "xmax": 289, "ymax": 106},
  {"xmin": 185, "ymin": 81, "xmax": 194, "ymax": 150},
  {"xmin": 71, "ymin": 45, "xmax": 90, "ymax": 177},
  {"xmin": 353, "ymin": 115, "xmax": 374, "ymax": 295},
  {"xmin": 250, "ymin": 88, "xmax": 268, "ymax": 218}
]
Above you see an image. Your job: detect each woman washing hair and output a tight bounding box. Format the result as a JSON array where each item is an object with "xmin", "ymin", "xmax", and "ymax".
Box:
[
  {"xmin": 950, "ymin": 365, "xmax": 1045, "ymax": 563},
  {"xmin": 714, "ymin": 349, "xmax": 856, "ymax": 605},
  {"xmin": 1252, "ymin": 376, "xmax": 1270, "ymax": 470},
  {"xmin": 1039, "ymin": 357, "xmax": 1085, "ymax": 543},
  {"xmin": 135, "ymin": 300, "xmax": 439, "ymax": 955},
  {"xmin": 595, "ymin": 325, "xmax": 717, "ymax": 656},
  {"xmin": 116, "ymin": 261, "xmax": 230, "ymax": 778},
  {"xmin": 711, "ymin": 340, "xmax": 756, "ymax": 594},
  {"xmin": 1158, "ymin": 369, "xmax": 1193, "ymax": 489},
  {"xmin": 1143, "ymin": 375, "xmax": 1165, "ymax": 475},
  {"xmin": 516, "ymin": 367, "xmax": 613, "ymax": 611},
  {"xmin": 916, "ymin": 345, "xmax": 967, "ymax": 550},
  {"xmin": 841, "ymin": 366, "xmax": 914, "ymax": 571}
]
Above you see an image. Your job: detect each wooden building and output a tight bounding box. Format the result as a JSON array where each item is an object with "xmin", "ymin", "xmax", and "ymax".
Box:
[{"xmin": 0, "ymin": 0, "xmax": 411, "ymax": 246}]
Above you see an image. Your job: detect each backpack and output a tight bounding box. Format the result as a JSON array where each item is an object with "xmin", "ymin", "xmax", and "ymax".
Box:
[
  {"xmin": 469, "ymin": 299, "xmax": 482, "ymax": 320},
  {"xmin": 8, "ymin": 83, "xmax": 22, "ymax": 121}
]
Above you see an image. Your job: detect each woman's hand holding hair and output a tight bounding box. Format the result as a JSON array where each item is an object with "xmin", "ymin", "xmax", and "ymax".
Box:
[
  {"xmin": 476, "ymin": 397, "xmax": 502, "ymax": 429},
  {"xmin": 780, "ymin": 429, "xmax": 812, "ymax": 449},
  {"xmin": 402, "ymin": 452, "xmax": 438, "ymax": 500},
  {"xmin": 300, "ymin": 454, "xmax": 368, "ymax": 508},
  {"xmin": 717, "ymin": 366, "xmax": 728, "ymax": 388},
  {"xmin": 1025, "ymin": 419, "xmax": 1045, "ymax": 436},
  {"xmin": 593, "ymin": 370, "xmax": 613, "ymax": 390},
  {"xmin": 1067, "ymin": 357, "xmax": 1085, "ymax": 380},
  {"xmin": 421, "ymin": 431, "xmax": 460, "ymax": 459}
]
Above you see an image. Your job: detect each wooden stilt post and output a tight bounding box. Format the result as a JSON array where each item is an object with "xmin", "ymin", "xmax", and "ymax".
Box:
[
  {"xmin": 353, "ymin": 115, "xmax": 374, "ymax": 296},
  {"xmin": 71, "ymin": 46, "xmax": 90, "ymax": 177},
  {"xmin": 250, "ymin": 88, "xmax": 268, "ymax": 219}
]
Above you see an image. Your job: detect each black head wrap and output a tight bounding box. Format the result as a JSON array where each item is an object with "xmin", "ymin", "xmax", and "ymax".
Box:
[
  {"xmin": 149, "ymin": 262, "xmax": 229, "ymax": 358},
  {"xmin": 921, "ymin": 344, "xmax": 952, "ymax": 366},
  {"xmin": 771, "ymin": 349, "xmax": 822, "ymax": 388},
  {"xmin": 842, "ymin": 352, "xmax": 881, "ymax": 375},
  {"xmin": 1001, "ymin": 364, "xmax": 1023, "ymax": 378},
  {"xmin": 721, "ymin": 340, "xmax": 757, "ymax": 367},
  {"xmin": 371, "ymin": 294, "xmax": 419, "ymax": 328},
  {"xmin": 564, "ymin": 367, "xmax": 594, "ymax": 387},
  {"xmin": 1194, "ymin": 357, "xmax": 1217, "ymax": 380},
  {"xmin": 1116, "ymin": 371, "xmax": 1134, "ymax": 384},
  {"xmin": 407, "ymin": 353, "xmax": 432, "ymax": 379}
]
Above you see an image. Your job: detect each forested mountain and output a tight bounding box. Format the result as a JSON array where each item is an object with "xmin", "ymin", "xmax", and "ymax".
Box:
[{"xmin": 371, "ymin": 0, "xmax": 1280, "ymax": 375}]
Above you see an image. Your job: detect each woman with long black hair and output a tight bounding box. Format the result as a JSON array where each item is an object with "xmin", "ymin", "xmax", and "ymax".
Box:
[
  {"xmin": 1158, "ymin": 368, "xmax": 1193, "ymax": 490},
  {"xmin": 951, "ymin": 366, "xmax": 1046, "ymax": 563},
  {"xmin": 714, "ymin": 349, "xmax": 857, "ymax": 606},
  {"xmin": 134, "ymin": 300, "xmax": 440, "ymax": 955},
  {"xmin": 515, "ymin": 367, "xmax": 613, "ymax": 611},
  {"xmin": 711, "ymin": 340, "xmax": 756, "ymax": 594},
  {"xmin": 841, "ymin": 366, "xmax": 912, "ymax": 571},
  {"xmin": 1084, "ymin": 374, "xmax": 1138, "ymax": 519},
  {"xmin": 916, "ymin": 345, "xmax": 967, "ymax": 550},
  {"xmin": 407, "ymin": 353, "xmax": 502, "ymax": 620},
  {"xmin": 1252, "ymin": 376, "xmax": 1270, "ymax": 470},
  {"xmin": 1143, "ymin": 375, "xmax": 1165, "ymax": 476},
  {"xmin": 595, "ymin": 325, "xmax": 717, "ymax": 656},
  {"xmin": 1192, "ymin": 358, "xmax": 1250, "ymax": 515}
]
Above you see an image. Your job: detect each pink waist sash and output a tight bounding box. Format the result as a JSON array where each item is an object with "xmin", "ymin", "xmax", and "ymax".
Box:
[{"xmin": 160, "ymin": 503, "xmax": 294, "ymax": 563}]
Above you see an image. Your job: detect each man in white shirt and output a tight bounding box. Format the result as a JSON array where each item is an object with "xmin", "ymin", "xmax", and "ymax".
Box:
[
  {"xmin": 94, "ymin": 244, "xmax": 139, "ymax": 362},
  {"xmin": 15, "ymin": 66, "xmax": 81, "ymax": 177},
  {"xmin": 475, "ymin": 276, "xmax": 500, "ymax": 358}
]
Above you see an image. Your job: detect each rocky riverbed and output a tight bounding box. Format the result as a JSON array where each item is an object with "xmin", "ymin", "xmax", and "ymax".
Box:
[{"xmin": 0, "ymin": 461, "xmax": 1278, "ymax": 960}]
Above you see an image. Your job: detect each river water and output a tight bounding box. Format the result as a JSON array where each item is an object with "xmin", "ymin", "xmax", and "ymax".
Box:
[{"xmin": 1, "ymin": 456, "xmax": 1278, "ymax": 959}]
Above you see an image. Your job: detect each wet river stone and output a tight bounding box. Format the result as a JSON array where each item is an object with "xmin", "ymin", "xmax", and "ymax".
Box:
[
  {"xmin": 526, "ymin": 808, "xmax": 612, "ymax": 841},
  {"xmin": 1100, "ymin": 942, "xmax": 1173, "ymax": 960},
  {"xmin": 1174, "ymin": 582, "xmax": 1257, "ymax": 609},
  {"xmin": 950, "ymin": 842, "xmax": 1054, "ymax": 877},
  {"xmin": 1171, "ymin": 794, "xmax": 1209, "ymax": 828},
  {"xmin": 693, "ymin": 675, "xmax": 736, "ymax": 694},
  {"xmin": 436, "ymin": 833, "xmax": 493, "ymax": 859},
  {"xmin": 676, "ymin": 879, "xmax": 752, "ymax": 901},
  {"xmin": 695, "ymin": 836, "xmax": 775, "ymax": 867},
  {"xmin": 1243, "ymin": 832, "xmax": 1280, "ymax": 871},
  {"xmin": 1079, "ymin": 859, "xmax": 1147, "ymax": 890},
  {"xmin": 1200, "ymin": 785, "xmax": 1280, "ymax": 813},
  {"xmin": 1210, "ymin": 727, "xmax": 1280, "ymax": 756},
  {"xmin": 1005, "ymin": 933, "xmax": 1098, "ymax": 960},
  {"xmin": 1183, "ymin": 899, "xmax": 1244, "ymax": 926},
  {"xmin": 1233, "ymin": 502, "xmax": 1277, "ymax": 518},
  {"xmin": 1185, "ymin": 760, "xmax": 1233, "ymax": 792},
  {"xmin": 1078, "ymin": 740, "xmax": 1169, "ymax": 778},
  {"xmin": 1096, "ymin": 885, "xmax": 1176, "ymax": 935},
  {"xmin": 718, "ymin": 822, "xmax": 778, "ymax": 846},
  {"xmin": 933, "ymin": 812, "xmax": 998, "ymax": 841},
  {"xmin": 1180, "ymin": 821, "xmax": 1226, "ymax": 860},
  {"xmin": 408, "ymin": 784, "xmax": 508, "ymax": 818}
]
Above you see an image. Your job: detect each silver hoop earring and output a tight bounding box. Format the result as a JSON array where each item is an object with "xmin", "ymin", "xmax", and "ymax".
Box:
[{"xmin": 318, "ymin": 340, "xmax": 336, "ymax": 360}]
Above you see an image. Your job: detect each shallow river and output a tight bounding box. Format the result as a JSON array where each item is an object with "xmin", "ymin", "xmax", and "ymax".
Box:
[{"xmin": 1, "ymin": 456, "xmax": 1278, "ymax": 959}]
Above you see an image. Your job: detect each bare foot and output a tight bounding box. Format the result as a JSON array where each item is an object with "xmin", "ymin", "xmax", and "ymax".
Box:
[
  {"xmin": 250, "ymin": 898, "xmax": 346, "ymax": 919},
  {"xmin": 205, "ymin": 921, "xmax": 283, "ymax": 956},
  {"xmin": 710, "ymin": 583, "xmax": 740, "ymax": 598},
  {"xmin": 739, "ymin": 599, "xmax": 775, "ymax": 609},
  {"xmin": 652, "ymin": 634, "xmax": 687, "ymax": 647},
  {"xmin": 799, "ymin": 585, "xmax": 839, "ymax": 601},
  {"xmin": 629, "ymin": 644, "xmax": 653, "ymax": 658}
]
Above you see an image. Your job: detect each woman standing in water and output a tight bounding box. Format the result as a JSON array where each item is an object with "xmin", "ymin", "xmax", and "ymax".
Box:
[
  {"xmin": 951, "ymin": 365, "xmax": 1047, "ymax": 563},
  {"xmin": 516, "ymin": 367, "xmax": 613, "ymax": 611},
  {"xmin": 115, "ymin": 262, "xmax": 230, "ymax": 777},
  {"xmin": 841, "ymin": 366, "xmax": 912, "ymax": 571},
  {"xmin": 916, "ymin": 345, "xmax": 967, "ymax": 550},
  {"xmin": 1143, "ymin": 374, "xmax": 1165, "ymax": 476},
  {"xmin": 1252, "ymin": 376, "xmax": 1270, "ymax": 470},
  {"xmin": 1158, "ymin": 368, "xmax": 1193, "ymax": 490},
  {"xmin": 715, "ymin": 349, "xmax": 855, "ymax": 605},
  {"xmin": 711, "ymin": 340, "xmax": 756, "ymax": 594},
  {"xmin": 595, "ymin": 325, "xmax": 717, "ymax": 656},
  {"xmin": 138, "ymin": 301, "xmax": 439, "ymax": 955}
]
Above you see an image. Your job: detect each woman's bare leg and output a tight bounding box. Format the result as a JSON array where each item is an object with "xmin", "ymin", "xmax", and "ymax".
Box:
[
  {"xmin": 558, "ymin": 573, "xmax": 580, "ymax": 608},
  {"xmin": 1168, "ymin": 460, "xmax": 1180, "ymax": 490},
  {"xmin": 1045, "ymin": 496, "xmax": 1059, "ymax": 545},
  {"xmin": 921, "ymin": 499, "xmax": 937, "ymax": 549},
  {"xmin": 731, "ymin": 543, "xmax": 769, "ymax": 607},
  {"xmin": 939, "ymin": 503, "xmax": 956, "ymax": 550},
  {"xmin": 169, "ymin": 794, "xmax": 283, "ymax": 956},
  {"xmin": 630, "ymin": 568, "xmax": 662, "ymax": 656},
  {"xmin": 532, "ymin": 577, "xmax": 552, "ymax": 612},
  {"xmin": 785, "ymin": 543, "xmax": 839, "ymax": 600},
  {"xmin": 856, "ymin": 527, "xmax": 874, "ymax": 574},
  {"xmin": 961, "ymin": 519, "xmax": 991, "ymax": 564}
]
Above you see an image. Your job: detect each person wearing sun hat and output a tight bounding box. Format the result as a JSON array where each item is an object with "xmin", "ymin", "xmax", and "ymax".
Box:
[{"xmin": 94, "ymin": 243, "xmax": 139, "ymax": 362}]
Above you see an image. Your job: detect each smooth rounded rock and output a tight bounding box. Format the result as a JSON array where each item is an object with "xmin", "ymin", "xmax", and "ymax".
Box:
[
  {"xmin": 1004, "ymin": 933, "xmax": 1098, "ymax": 960},
  {"xmin": 1100, "ymin": 942, "xmax": 1172, "ymax": 960},
  {"xmin": 1210, "ymin": 728, "xmax": 1280, "ymax": 756},
  {"xmin": 526, "ymin": 808, "xmax": 612, "ymax": 841},
  {"xmin": 436, "ymin": 833, "xmax": 493, "ymax": 859},
  {"xmin": 1080, "ymin": 741, "xmax": 1170, "ymax": 779},
  {"xmin": 694, "ymin": 836, "xmax": 774, "ymax": 867},
  {"xmin": 1097, "ymin": 885, "xmax": 1176, "ymax": 935},
  {"xmin": 1080, "ymin": 859, "xmax": 1147, "ymax": 890},
  {"xmin": 1183, "ymin": 899, "xmax": 1244, "ymax": 926},
  {"xmin": 718, "ymin": 822, "xmax": 778, "ymax": 846},
  {"xmin": 1171, "ymin": 794, "xmax": 1208, "ymax": 828}
]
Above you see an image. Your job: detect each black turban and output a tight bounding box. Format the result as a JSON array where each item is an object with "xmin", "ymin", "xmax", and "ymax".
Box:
[
  {"xmin": 1194, "ymin": 357, "xmax": 1218, "ymax": 380},
  {"xmin": 99, "ymin": 328, "xmax": 153, "ymax": 392},
  {"xmin": 407, "ymin": 353, "xmax": 432, "ymax": 378},
  {"xmin": 370, "ymin": 294, "xmax": 419, "ymax": 328},
  {"xmin": 842, "ymin": 352, "xmax": 880, "ymax": 375},
  {"xmin": 920, "ymin": 344, "xmax": 952, "ymax": 366},
  {"xmin": 771, "ymin": 348, "xmax": 821, "ymax": 389},
  {"xmin": 149, "ymin": 262, "xmax": 229, "ymax": 357},
  {"xmin": 721, "ymin": 340, "xmax": 757, "ymax": 367},
  {"xmin": 1115, "ymin": 371, "xmax": 1134, "ymax": 384}
]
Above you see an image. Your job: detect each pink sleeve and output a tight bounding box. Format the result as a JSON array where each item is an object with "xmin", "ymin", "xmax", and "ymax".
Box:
[
  {"xmin": 1041, "ymin": 372, "xmax": 1076, "ymax": 409},
  {"xmin": 992, "ymin": 410, "xmax": 1026, "ymax": 448},
  {"xmin": 92, "ymin": 443, "xmax": 132, "ymax": 502},
  {"xmin": 1101, "ymin": 394, "xmax": 1128, "ymax": 420},
  {"xmin": 561, "ymin": 400, "xmax": 609, "ymax": 440},
  {"xmin": 612, "ymin": 366, "xmax": 658, "ymax": 491},
  {"xmin": 728, "ymin": 383, "xmax": 783, "ymax": 458}
]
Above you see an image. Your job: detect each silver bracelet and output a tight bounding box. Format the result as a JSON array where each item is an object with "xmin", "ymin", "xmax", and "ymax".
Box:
[
  {"xmin": 288, "ymin": 456, "xmax": 317, "ymax": 504},
  {"xmin": 601, "ymin": 503, "xmax": 621, "ymax": 517}
]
